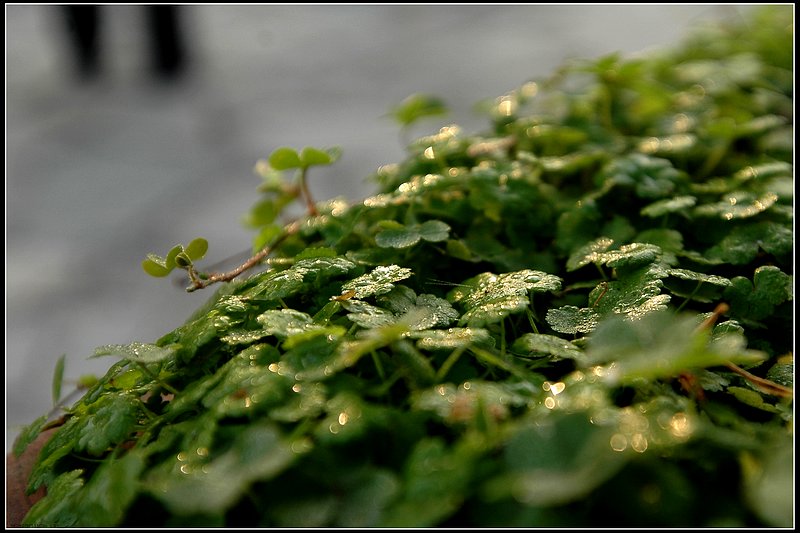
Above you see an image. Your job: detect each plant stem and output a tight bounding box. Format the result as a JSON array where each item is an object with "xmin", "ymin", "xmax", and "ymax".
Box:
[
  {"xmin": 186, "ymin": 220, "xmax": 301, "ymax": 292},
  {"xmin": 299, "ymin": 168, "xmax": 318, "ymax": 217}
]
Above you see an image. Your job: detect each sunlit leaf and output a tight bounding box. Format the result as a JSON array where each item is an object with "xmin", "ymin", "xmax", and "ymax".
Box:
[
  {"xmin": 693, "ymin": 191, "xmax": 779, "ymax": 219},
  {"xmin": 668, "ymin": 268, "xmax": 731, "ymax": 286},
  {"xmin": 566, "ymin": 237, "xmax": 614, "ymax": 272}
]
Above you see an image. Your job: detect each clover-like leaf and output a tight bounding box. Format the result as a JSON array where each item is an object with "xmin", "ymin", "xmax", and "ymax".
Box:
[
  {"xmin": 340, "ymin": 265, "xmax": 413, "ymax": 299},
  {"xmin": 268, "ymin": 147, "xmax": 303, "ymax": 170},
  {"xmin": 449, "ymin": 270, "xmax": 561, "ymax": 327},
  {"xmin": 706, "ymin": 221, "xmax": 793, "ymax": 264},
  {"xmin": 601, "ymin": 242, "xmax": 662, "ymax": 269},
  {"xmin": 591, "ymin": 263, "xmax": 671, "ymax": 320},
  {"xmin": 299, "ymin": 146, "xmax": 341, "ymax": 167},
  {"xmin": 256, "ymin": 309, "xmax": 317, "ymax": 340},
  {"xmin": 417, "ymin": 220, "xmax": 451, "ymax": 242},
  {"xmin": 342, "ymin": 300, "xmax": 396, "ymax": 329},
  {"xmin": 375, "ymin": 220, "xmax": 451, "ymax": 249},
  {"xmin": 546, "ymin": 305, "xmax": 600, "ymax": 335},
  {"xmin": 566, "ymin": 237, "xmax": 614, "ymax": 271},
  {"xmin": 668, "ymin": 268, "xmax": 731, "ymax": 287},
  {"xmin": 723, "ymin": 265, "xmax": 792, "ymax": 321}
]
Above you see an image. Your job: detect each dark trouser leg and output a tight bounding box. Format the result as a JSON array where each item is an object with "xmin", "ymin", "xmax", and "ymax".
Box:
[
  {"xmin": 62, "ymin": 5, "xmax": 101, "ymax": 77},
  {"xmin": 146, "ymin": 5, "xmax": 186, "ymax": 78}
]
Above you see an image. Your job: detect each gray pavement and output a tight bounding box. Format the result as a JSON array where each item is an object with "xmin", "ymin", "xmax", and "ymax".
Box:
[{"xmin": 5, "ymin": 4, "xmax": 753, "ymax": 452}]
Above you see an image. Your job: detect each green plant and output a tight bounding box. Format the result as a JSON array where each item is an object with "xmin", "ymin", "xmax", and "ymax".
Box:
[{"xmin": 15, "ymin": 6, "xmax": 793, "ymax": 527}]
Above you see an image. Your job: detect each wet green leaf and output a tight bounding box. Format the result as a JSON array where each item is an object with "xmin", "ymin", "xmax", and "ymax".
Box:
[
  {"xmin": 765, "ymin": 363, "xmax": 792, "ymax": 388},
  {"xmin": 375, "ymin": 220, "xmax": 451, "ymax": 248},
  {"xmin": 93, "ymin": 342, "xmax": 176, "ymax": 364},
  {"xmin": 566, "ymin": 237, "xmax": 614, "ymax": 272},
  {"xmin": 256, "ymin": 309, "xmax": 316, "ymax": 339},
  {"xmin": 511, "ymin": 333, "xmax": 585, "ymax": 361},
  {"xmin": 342, "ymin": 299, "xmax": 396, "ymax": 329},
  {"xmin": 449, "ymin": 270, "xmax": 561, "ymax": 327},
  {"xmin": 545, "ymin": 305, "xmax": 600, "ymax": 335},
  {"xmin": 340, "ymin": 265, "xmax": 413, "ymax": 299},
  {"xmin": 409, "ymin": 327, "xmax": 493, "ymax": 351},
  {"xmin": 668, "ymin": 268, "xmax": 731, "ymax": 287}
]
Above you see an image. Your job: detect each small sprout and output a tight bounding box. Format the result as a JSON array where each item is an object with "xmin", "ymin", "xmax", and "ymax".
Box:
[
  {"xmin": 142, "ymin": 238, "xmax": 209, "ymax": 277},
  {"xmin": 265, "ymin": 146, "xmax": 342, "ymax": 217}
]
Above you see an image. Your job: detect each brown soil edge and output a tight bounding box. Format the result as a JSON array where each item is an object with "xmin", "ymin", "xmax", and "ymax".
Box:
[{"xmin": 6, "ymin": 428, "xmax": 57, "ymax": 528}]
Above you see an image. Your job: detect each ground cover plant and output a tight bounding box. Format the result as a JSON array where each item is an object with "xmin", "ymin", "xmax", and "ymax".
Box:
[{"xmin": 15, "ymin": 6, "xmax": 793, "ymax": 527}]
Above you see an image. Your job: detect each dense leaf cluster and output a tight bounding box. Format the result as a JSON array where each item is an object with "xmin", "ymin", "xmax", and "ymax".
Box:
[{"xmin": 17, "ymin": 6, "xmax": 793, "ymax": 527}]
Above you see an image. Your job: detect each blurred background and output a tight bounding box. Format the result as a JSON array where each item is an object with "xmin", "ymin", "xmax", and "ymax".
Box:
[{"xmin": 6, "ymin": 4, "xmax": 755, "ymax": 452}]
